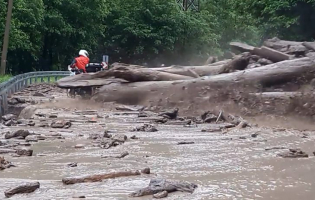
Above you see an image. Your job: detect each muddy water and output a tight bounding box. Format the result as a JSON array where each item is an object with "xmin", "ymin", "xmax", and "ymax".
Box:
[{"xmin": 1, "ymin": 99, "xmax": 315, "ymax": 199}]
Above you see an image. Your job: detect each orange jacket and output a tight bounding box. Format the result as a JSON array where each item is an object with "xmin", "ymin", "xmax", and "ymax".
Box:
[{"xmin": 74, "ymin": 55, "xmax": 89, "ymax": 72}]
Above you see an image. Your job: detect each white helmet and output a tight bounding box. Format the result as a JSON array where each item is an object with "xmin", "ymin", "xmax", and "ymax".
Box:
[{"xmin": 79, "ymin": 50, "xmax": 89, "ymax": 57}]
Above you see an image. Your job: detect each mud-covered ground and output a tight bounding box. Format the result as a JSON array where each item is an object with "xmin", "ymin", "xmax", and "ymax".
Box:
[{"xmin": 0, "ymin": 84, "xmax": 315, "ymax": 200}]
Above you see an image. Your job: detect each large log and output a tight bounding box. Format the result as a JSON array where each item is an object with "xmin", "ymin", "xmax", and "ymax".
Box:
[
  {"xmin": 155, "ymin": 55, "xmax": 248, "ymax": 77},
  {"xmin": 230, "ymin": 42, "xmax": 255, "ymax": 53},
  {"xmin": 4, "ymin": 182, "xmax": 40, "ymax": 198},
  {"xmin": 302, "ymin": 42, "xmax": 315, "ymax": 51},
  {"xmin": 90, "ymin": 65, "xmax": 193, "ymax": 81},
  {"xmin": 92, "ymin": 58, "xmax": 315, "ymax": 104},
  {"xmin": 264, "ymin": 37, "xmax": 304, "ymax": 51},
  {"xmin": 62, "ymin": 170, "xmax": 141, "ymax": 185},
  {"xmin": 264, "ymin": 37, "xmax": 307, "ymax": 55},
  {"xmin": 252, "ymin": 46, "xmax": 291, "ymax": 62},
  {"xmin": 57, "ymin": 59, "xmax": 238, "ymax": 88},
  {"xmin": 57, "ymin": 77, "xmax": 128, "ymax": 88},
  {"xmin": 130, "ymin": 179, "xmax": 197, "ymax": 197}
]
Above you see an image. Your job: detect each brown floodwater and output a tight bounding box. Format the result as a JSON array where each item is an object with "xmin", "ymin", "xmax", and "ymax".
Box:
[{"xmin": 0, "ymin": 98, "xmax": 315, "ymax": 200}]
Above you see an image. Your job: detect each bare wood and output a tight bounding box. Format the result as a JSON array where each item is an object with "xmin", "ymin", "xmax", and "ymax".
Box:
[
  {"xmin": 62, "ymin": 170, "xmax": 141, "ymax": 185},
  {"xmin": 204, "ymin": 56, "xmax": 218, "ymax": 65},
  {"xmin": 252, "ymin": 46, "xmax": 291, "ymax": 62},
  {"xmin": 5, "ymin": 182, "xmax": 40, "ymax": 198},
  {"xmin": 90, "ymin": 65, "xmax": 193, "ymax": 81},
  {"xmin": 93, "ymin": 58, "xmax": 315, "ymax": 103},
  {"xmin": 302, "ymin": 42, "xmax": 315, "ymax": 51},
  {"xmin": 230, "ymin": 42, "xmax": 255, "ymax": 53},
  {"xmin": 264, "ymin": 37, "xmax": 303, "ymax": 51}
]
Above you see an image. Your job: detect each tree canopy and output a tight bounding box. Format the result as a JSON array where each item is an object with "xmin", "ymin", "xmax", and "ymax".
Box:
[{"xmin": 0, "ymin": 0, "xmax": 314, "ymax": 74}]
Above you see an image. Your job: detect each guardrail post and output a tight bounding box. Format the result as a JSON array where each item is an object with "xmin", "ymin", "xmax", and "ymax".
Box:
[
  {"xmin": 48, "ymin": 77, "xmax": 50, "ymax": 82},
  {"xmin": 0, "ymin": 95, "xmax": 3, "ymax": 117},
  {"xmin": 35, "ymin": 77, "xmax": 38, "ymax": 83},
  {"xmin": 41, "ymin": 77, "xmax": 44, "ymax": 82},
  {"xmin": 55, "ymin": 76, "xmax": 58, "ymax": 81},
  {"xmin": 30, "ymin": 78, "xmax": 32, "ymax": 85},
  {"xmin": 3, "ymin": 92, "xmax": 8, "ymax": 114},
  {"xmin": 15, "ymin": 83, "xmax": 18, "ymax": 93}
]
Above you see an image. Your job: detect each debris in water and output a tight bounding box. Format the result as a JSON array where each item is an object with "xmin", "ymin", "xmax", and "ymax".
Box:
[
  {"xmin": 5, "ymin": 130, "xmax": 30, "ymax": 139},
  {"xmin": 51, "ymin": 120, "xmax": 72, "ymax": 129},
  {"xmin": 75, "ymin": 144, "xmax": 85, "ymax": 149},
  {"xmin": 132, "ymin": 124, "xmax": 158, "ymax": 132},
  {"xmin": 277, "ymin": 149, "xmax": 308, "ymax": 158},
  {"xmin": 130, "ymin": 179, "xmax": 197, "ymax": 197},
  {"xmin": 4, "ymin": 182, "xmax": 40, "ymax": 198},
  {"xmin": 141, "ymin": 167, "xmax": 151, "ymax": 174},
  {"xmin": 153, "ymin": 191, "xmax": 168, "ymax": 199},
  {"xmin": 2, "ymin": 114, "xmax": 16, "ymax": 121},
  {"xmin": 177, "ymin": 141, "xmax": 195, "ymax": 145},
  {"xmin": 265, "ymin": 147, "xmax": 287, "ymax": 151},
  {"xmin": 0, "ymin": 156, "xmax": 15, "ymax": 170},
  {"xmin": 102, "ymin": 151, "xmax": 129, "ymax": 159},
  {"xmin": 68, "ymin": 162, "xmax": 78, "ymax": 167},
  {"xmin": 62, "ymin": 170, "xmax": 141, "ymax": 185},
  {"xmin": 130, "ymin": 135, "xmax": 139, "ymax": 139},
  {"xmin": 100, "ymin": 134, "xmax": 127, "ymax": 149},
  {"xmin": 15, "ymin": 148, "xmax": 33, "ymax": 156}
]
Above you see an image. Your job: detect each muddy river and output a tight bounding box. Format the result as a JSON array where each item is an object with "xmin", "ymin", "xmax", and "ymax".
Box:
[{"xmin": 0, "ymin": 85, "xmax": 315, "ymax": 200}]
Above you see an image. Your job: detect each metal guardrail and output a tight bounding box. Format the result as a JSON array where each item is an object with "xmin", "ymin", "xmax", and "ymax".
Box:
[{"xmin": 0, "ymin": 71, "xmax": 70, "ymax": 117}]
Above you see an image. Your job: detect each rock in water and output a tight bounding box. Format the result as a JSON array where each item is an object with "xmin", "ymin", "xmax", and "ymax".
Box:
[
  {"xmin": 130, "ymin": 179, "xmax": 197, "ymax": 197},
  {"xmin": 16, "ymin": 148, "xmax": 33, "ymax": 156},
  {"xmin": 2, "ymin": 114, "xmax": 16, "ymax": 121},
  {"xmin": 141, "ymin": 167, "xmax": 151, "ymax": 174},
  {"xmin": 100, "ymin": 134, "xmax": 127, "ymax": 149},
  {"xmin": 5, "ymin": 130, "xmax": 30, "ymax": 139},
  {"xmin": 153, "ymin": 191, "xmax": 168, "ymax": 199},
  {"xmin": 51, "ymin": 120, "xmax": 71, "ymax": 128},
  {"xmin": 277, "ymin": 149, "xmax": 308, "ymax": 158},
  {"xmin": 67, "ymin": 162, "xmax": 78, "ymax": 167},
  {"xmin": 132, "ymin": 124, "xmax": 158, "ymax": 132},
  {"xmin": 4, "ymin": 182, "xmax": 40, "ymax": 198},
  {"xmin": 75, "ymin": 144, "xmax": 85, "ymax": 149}
]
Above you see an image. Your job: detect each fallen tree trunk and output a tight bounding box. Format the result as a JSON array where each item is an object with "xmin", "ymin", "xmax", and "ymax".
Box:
[
  {"xmin": 264, "ymin": 37, "xmax": 304, "ymax": 51},
  {"xmin": 57, "ymin": 77, "xmax": 128, "ymax": 88},
  {"xmin": 130, "ymin": 179, "xmax": 197, "ymax": 197},
  {"xmin": 92, "ymin": 58, "xmax": 315, "ymax": 104},
  {"xmin": 155, "ymin": 55, "xmax": 248, "ymax": 77},
  {"xmin": 57, "ymin": 58, "xmax": 243, "ymax": 88},
  {"xmin": 302, "ymin": 42, "xmax": 315, "ymax": 51},
  {"xmin": 230, "ymin": 42, "xmax": 255, "ymax": 53},
  {"xmin": 62, "ymin": 170, "xmax": 141, "ymax": 185},
  {"xmin": 252, "ymin": 46, "xmax": 291, "ymax": 62},
  {"xmin": 5, "ymin": 182, "xmax": 40, "ymax": 198},
  {"xmin": 90, "ymin": 65, "xmax": 193, "ymax": 81}
]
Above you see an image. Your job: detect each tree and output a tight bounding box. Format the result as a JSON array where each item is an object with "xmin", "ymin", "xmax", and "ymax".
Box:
[{"xmin": 101, "ymin": 0, "xmax": 220, "ymax": 66}]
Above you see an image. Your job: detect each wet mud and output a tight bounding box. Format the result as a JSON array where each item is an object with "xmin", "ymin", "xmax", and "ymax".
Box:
[{"xmin": 0, "ymin": 84, "xmax": 315, "ymax": 199}]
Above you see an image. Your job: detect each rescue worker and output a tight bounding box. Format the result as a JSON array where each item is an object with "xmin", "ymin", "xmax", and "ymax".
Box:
[{"xmin": 70, "ymin": 50, "xmax": 90, "ymax": 73}]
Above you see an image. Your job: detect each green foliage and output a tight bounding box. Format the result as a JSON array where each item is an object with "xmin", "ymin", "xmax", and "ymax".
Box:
[
  {"xmin": 0, "ymin": 0, "xmax": 315, "ymax": 73},
  {"xmin": 101, "ymin": 0, "xmax": 220, "ymax": 65},
  {"xmin": 0, "ymin": 74, "xmax": 12, "ymax": 83}
]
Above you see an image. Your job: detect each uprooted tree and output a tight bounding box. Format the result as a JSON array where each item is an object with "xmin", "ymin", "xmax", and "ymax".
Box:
[{"xmin": 57, "ymin": 37, "xmax": 315, "ymax": 108}]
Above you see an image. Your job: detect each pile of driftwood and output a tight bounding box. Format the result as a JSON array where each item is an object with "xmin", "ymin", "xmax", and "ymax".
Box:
[{"xmin": 57, "ymin": 37, "xmax": 315, "ymax": 104}]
